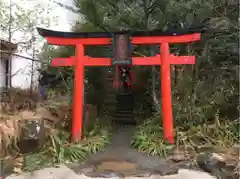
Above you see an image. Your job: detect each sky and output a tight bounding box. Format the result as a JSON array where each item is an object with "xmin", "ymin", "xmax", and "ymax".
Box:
[
  {"xmin": 44, "ymin": 0, "xmax": 78, "ymax": 31},
  {"xmin": 3, "ymin": 0, "xmax": 77, "ymax": 31}
]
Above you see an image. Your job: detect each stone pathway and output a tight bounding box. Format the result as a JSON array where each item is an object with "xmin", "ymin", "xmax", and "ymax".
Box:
[
  {"xmin": 71, "ymin": 125, "xmax": 180, "ymax": 176},
  {"xmin": 6, "ymin": 165, "xmax": 217, "ymax": 179}
]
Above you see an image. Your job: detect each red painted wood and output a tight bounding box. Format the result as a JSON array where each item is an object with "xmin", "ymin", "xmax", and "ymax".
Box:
[
  {"xmin": 51, "ymin": 57, "xmax": 75, "ymax": 66},
  {"xmin": 51, "ymin": 56, "xmax": 112, "ymax": 66},
  {"xmin": 72, "ymin": 44, "xmax": 84, "ymax": 142},
  {"xmin": 160, "ymin": 43, "xmax": 174, "ymax": 144},
  {"xmin": 133, "ymin": 33, "xmax": 200, "ymax": 44},
  {"xmin": 51, "ymin": 55, "xmax": 195, "ymax": 67},
  {"xmin": 45, "ymin": 33, "xmax": 200, "ymax": 45},
  {"xmin": 132, "ymin": 55, "xmax": 195, "ymax": 65},
  {"xmin": 85, "ymin": 57, "xmax": 112, "ymax": 66},
  {"xmin": 46, "ymin": 37, "xmax": 111, "ymax": 46}
]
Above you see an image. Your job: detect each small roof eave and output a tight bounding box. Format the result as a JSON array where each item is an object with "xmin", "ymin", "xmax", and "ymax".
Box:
[{"xmin": 0, "ymin": 39, "xmax": 18, "ymax": 51}]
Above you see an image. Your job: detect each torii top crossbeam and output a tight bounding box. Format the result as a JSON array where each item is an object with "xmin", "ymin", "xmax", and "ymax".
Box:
[
  {"xmin": 38, "ymin": 28, "xmax": 200, "ymax": 45},
  {"xmin": 37, "ymin": 27, "xmax": 201, "ymax": 144}
]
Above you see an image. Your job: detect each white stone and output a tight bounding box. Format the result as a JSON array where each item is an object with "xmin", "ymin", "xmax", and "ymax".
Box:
[{"xmin": 6, "ymin": 166, "xmax": 217, "ymax": 179}]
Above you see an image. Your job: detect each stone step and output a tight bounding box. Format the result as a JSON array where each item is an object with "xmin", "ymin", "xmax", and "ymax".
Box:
[
  {"xmin": 114, "ymin": 114, "xmax": 134, "ymax": 118},
  {"xmin": 114, "ymin": 118, "xmax": 135, "ymax": 123},
  {"xmin": 116, "ymin": 101, "xmax": 133, "ymax": 105},
  {"xmin": 104, "ymin": 101, "xmax": 117, "ymax": 105},
  {"xmin": 113, "ymin": 115, "xmax": 135, "ymax": 120},
  {"xmin": 116, "ymin": 94, "xmax": 133, "ymax": 98},
  {"xmin": 115, "ymin": 111, "xmax": 133, "ymax": 114},
  {"xmin": 114, "ymin": 92, "xmax": 134, "ymax": 125},
  {"xmin": 113, "ymin": 119, "xmax": 136, "ymax": 125},
  {"xmin": 116, "ymin": 95, "xmax": 134, "ymax": 99},
  {"xmin": 116, "ymin": 102, "xmax": 134, "ymax": 106},
  {"xmin": 116, "ymin": 92, "xmax": 133, "ymax": 96},
  {"xmin": 114, "ymin": 116, "xmax": 134, "ymax": 120},
  {"xmin": 115, "ymin": 109, "xmax": 134, "ymax": 115},
  {"xmin": 115, "ymin": 105, "xmax": 133, "ymax": 109},
  {"xmin": 116, "ymin": 102, "xmax": 133, "ymax": 105},
  {"xmin": 115, "ymin": 111, "xmax": 133, "ymax": 115},
  {"xmin": 115, "ymin": 106, "xmax": 134, "ymax": 110}
]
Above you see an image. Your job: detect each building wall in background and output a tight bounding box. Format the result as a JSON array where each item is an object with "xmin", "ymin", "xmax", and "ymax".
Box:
[
  {"xmin": 0, "ymin": 58, "xmax": 7, "ymax": 88},
  {"xmin": 11, "ymin": 56, "xmax": 40, "ymax": 89}
]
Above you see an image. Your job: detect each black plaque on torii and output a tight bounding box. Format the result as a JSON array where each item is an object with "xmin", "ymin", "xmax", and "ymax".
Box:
[{"xmin": 112, "ymin": 33, "xmax": 132, "ymax": 66}]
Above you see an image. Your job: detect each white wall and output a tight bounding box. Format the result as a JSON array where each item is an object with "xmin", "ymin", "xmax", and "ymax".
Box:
[
  {"xmin": 11, "ymin": 56, "xmax": 40, "ymax": 89},
  {"xmin": 0, "ymin": 58, "xmax": 6, "ymax": 88}
]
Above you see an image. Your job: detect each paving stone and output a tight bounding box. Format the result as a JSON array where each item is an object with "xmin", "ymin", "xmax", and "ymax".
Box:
[
  {"xmin": 123, "ymin": 170, "xmax": 151, "ymax": 177},
  {"xmin": 96, "ymin": 161, "xmax": 137, "ymax": 172},
  {"xmin": 85, "ymin": 170, "xmax": 124, "ymax": 178},
  {"xmin": 79, "ymin": 166, "xmax": 96, "ymax": 174},
  {"xmin": 196, "ymin": 152, "xmax": 239, "ymax": 179}
]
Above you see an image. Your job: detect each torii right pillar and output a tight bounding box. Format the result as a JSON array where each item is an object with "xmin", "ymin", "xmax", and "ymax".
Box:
[{"xmin": 161, "ymin": 43, "xmax": 175, "ymax": 143}]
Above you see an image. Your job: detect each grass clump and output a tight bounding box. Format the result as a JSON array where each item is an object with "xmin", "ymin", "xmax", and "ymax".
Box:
[
  {"xmin": 130, "ymin": 117, "xmax": 173, "ymax": 157},
  {"xmin": 176, "ymin": 118, "xmax": 239, "ymax": 149},
  {"xmin": 131, "ymin": 113, "xmax": 239, "ymax": 157}
]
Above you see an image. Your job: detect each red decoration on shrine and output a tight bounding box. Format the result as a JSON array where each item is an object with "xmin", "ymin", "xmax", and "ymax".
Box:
[{"xmin": 37, "ymin": 28, "xmax": 201, "ymax": 144}]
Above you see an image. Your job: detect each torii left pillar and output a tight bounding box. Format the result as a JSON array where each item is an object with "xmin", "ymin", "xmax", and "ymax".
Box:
[{"xmin": 73, "ymin": 44, "xmax": 84, "ymax": 141}]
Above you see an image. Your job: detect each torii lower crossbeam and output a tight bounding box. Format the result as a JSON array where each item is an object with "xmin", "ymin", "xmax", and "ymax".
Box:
[{"xmin": 37, "ymin": 27, "xmax": 201, "ymax": 144}]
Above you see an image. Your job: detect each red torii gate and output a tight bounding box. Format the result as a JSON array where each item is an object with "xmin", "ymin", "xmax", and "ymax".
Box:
[{"xmin": 37, "ymin": 28, "xmax": 201, "ymax": 144}]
